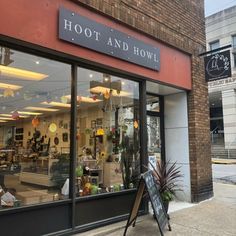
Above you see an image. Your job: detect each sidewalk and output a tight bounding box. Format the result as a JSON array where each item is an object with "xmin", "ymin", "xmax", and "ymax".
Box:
[
  {"xmin": 212, "ymin": 158, "xmax": 236, "ymax": 165},
  {"xmin": 77, "ymin": 182, "xmax": 236, "ymax": 236}
]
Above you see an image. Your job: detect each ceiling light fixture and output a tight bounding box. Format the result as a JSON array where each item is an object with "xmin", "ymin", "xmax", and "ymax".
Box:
[
  {"xmin": 0, "ymin": 82, "xmax": 22, "ymax": 90},
  {"xmin": 90, "ymin": 86, "xmax": 130, "ymax": 97},
  {"xmin": 41, "ymin": 101, "xmax": 71, "ymax": 108},
  {"xmin": 12, "ymin": 111, "xmax": 43, "ymax": 115},
  {"xmin": 65, "ymin": 95, "xmax": 101, "ymax": 103},
  {"xmin": 0, "ymin": 114, "xmax": 29, "ymax": 118},
  {"xmin": 0, "ymin": 65, "xmax": 48, "ymax": 81},
  {"xmin": 24, "ymin": 107, "xmax": 59, "ymax": 112},
  {"xmin": 0, "ymin": 117, "xmax": 15, "ymax": 120}
]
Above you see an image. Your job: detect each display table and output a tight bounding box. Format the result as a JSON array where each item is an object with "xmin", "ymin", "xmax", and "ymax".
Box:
[
  {"xmin": 16, "ymin": 189, "xmax": 54, "ymax": 205},
  {"xmin": 19, "ymin": 158, "xmax": 58, "ymax": 187}
]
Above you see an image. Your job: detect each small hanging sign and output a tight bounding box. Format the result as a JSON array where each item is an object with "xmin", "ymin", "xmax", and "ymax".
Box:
[{"xmin": 204, "ymin": 50, "xmax": 231, "ymax": 82}]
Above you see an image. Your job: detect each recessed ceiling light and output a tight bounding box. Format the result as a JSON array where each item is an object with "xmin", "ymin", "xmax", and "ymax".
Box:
[
  {"xmin": 90, "ymin": 86, "xmax": 130, "ymax": 97},
  {"xmin": 0, "ymin": 117, "xmax": 15, "ymax": 120},
  {"xmin": 212, "ymin": 103, "xmax": 215, "ymax": 106},
  {"xmin": 121, "ymin": 81, "xmax": 125, "ymax": 85},
  {"xmin": 41, "ymin": 101, "xmax": 71, "ymax": 108},
  {"xmin": 65, "ymin": 95, "xmax": 101, "ymax": 103},
  {"xmin": 0, "ymin": 114, "xmax": 29, "ymax": 118},
  {"xmin": 89, "ymin": 74, "xmax": 93, "ymax": 78},
  {"xmin": 12, "ymin": 111, "xmax": 43, "ymax": 115},
  {"xmin": 35, "ymin": 61, "xmax": 40, "ymax": 65},
  {"xmin": 0, "ymin": 65, "xmax": 48, "ymax": 81},
  {"xmin": 0, "ymin": 82, "xmax": 22, "ymax": 90},
  {"xmin": 24, "ymin": 106, "xmax": 59, "ymax": 112}
]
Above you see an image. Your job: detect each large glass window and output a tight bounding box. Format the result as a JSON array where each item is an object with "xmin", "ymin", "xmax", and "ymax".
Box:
[
  {"xmin": 75, "ymin": 68, "xmax": 140, "ymax": 196},
  {"xmin": 0, "ymin": 46, "xmax": 71, "ymax": 209}
]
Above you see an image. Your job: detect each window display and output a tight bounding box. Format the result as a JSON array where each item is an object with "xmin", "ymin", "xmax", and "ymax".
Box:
[
  {"xmin": 0, "ymin": 46, "xmax": 71, "ymax": 209},
  {"xmin": 0, "ymin": 46, "xmax": 141, "ymax": 210},
  {"xmin": 75, "ymin": 68, "xmax": 140, "ymax": 197}
]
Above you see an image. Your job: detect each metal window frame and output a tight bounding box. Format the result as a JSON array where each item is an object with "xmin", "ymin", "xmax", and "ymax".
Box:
[{"xmin": 0, "ymin": 35, "xmax": 150, "ymax": 233}]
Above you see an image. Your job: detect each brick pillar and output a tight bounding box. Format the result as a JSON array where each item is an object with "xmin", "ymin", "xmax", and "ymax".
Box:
[{"xmin": 188, "ymin": 55, "xmax": 213, "ymax": 202}]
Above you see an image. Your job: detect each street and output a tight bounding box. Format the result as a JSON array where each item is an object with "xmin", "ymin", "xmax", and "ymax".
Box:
[{"xmin": 212, "ymin": 164, "xmax": 236, "ymax": 184}]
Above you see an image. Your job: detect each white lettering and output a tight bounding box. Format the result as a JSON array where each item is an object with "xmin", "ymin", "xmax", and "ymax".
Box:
[
  {"xmin": 64, "ymin": 19, "xmax": 72, "ymax": 31},
  {"xmin": 94, "ymin": 31, "xmax": 101, "ymax": 41},
  {"xmin": 146, "ymin": 51, "xmax": 153, "ymax": 59},
  {"xmin": 123, "ymin": 42, "xmax": 129, "ymax": 51},
  {"xmin": 84, "ymin": 28, "xmax": 92, "ymax": 38},
  {"xmin": 107, "ymin": 37, "xmax": 113, "ymax": 46},
  {"xmin": 154, "ymin": 54, "xmax": 159, "ymax": 62},
  {"xmin": 134, "ymin": 46, "xmax": 139, "ymax": 55},
  {"xmin": 114, "ymin": 39, "xmax": 122, "ymax": 48},
  {"xmin": 140, "ymin": 49, "xmax": 146, "ymax": 57},
  {"xmin": 74, "ymin": 24, "xmax": 82, "ymax": 34}
]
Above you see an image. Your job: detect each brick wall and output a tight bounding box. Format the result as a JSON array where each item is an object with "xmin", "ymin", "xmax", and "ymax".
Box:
[{"xmin": 74, "ymin": 0, "xmax": 213, "ymax": 202}]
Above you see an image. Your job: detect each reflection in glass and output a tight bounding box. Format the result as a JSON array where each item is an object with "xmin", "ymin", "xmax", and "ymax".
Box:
[
  {"xmin": 75, "ymin": 68, "xmax": 140, "ymax": 196},
  {"xmin": 0, "ymin": 46, "xmax": 71, "ymax": 209}
]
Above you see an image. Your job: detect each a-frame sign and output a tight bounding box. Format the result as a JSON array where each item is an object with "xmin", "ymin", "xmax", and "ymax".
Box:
[{"xmin": 124, "ymin": 170, "xmax": 171, "ymax": 236}]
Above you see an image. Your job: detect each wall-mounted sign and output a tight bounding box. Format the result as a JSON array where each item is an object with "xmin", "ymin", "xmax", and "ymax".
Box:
[
  {"xmin": 204, "ymin": 50, "xmax": 231, "ymax": 82},
  {"xmin": 59, "ymin": 7, "xmax": 160, "ymax": 71}
]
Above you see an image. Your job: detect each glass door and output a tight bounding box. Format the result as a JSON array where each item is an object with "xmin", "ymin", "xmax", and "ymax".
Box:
[{"xmin": 146, "ymin": 94, "xmax": 164, "ymax": 168}]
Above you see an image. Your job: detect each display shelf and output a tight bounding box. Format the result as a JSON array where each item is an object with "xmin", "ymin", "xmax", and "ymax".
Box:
[{"xmin": 19, "ymin": 158, "xmax": 58, "ymax": 187}]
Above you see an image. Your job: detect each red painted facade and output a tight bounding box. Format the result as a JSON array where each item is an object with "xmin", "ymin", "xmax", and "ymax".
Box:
[{"xmin": 0, "ymin": 0, "xmax": 191, "ymax": 90}]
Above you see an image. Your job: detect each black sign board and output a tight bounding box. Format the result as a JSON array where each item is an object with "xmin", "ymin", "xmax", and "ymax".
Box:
[
  {"xmin": 59, "ymin": 7, "xmax": 160, "ymax": 71},
  {"xmin": 124, "ymin": 171, "xmax": 171, "ymax": 236},
  {"xmin": 204, "ymin": 50, "xmax": 231, "ymax": 82}
]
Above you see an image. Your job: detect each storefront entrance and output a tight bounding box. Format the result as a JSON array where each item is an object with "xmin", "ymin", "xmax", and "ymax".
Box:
[{"xmin": 146, "ymin": 94, "xmax": 164, "ymax": 167}]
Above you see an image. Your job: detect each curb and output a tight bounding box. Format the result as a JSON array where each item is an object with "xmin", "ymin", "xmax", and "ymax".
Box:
[{"xmin": 212, "ymin": 160, "xmax": 236, "ymax": 165}]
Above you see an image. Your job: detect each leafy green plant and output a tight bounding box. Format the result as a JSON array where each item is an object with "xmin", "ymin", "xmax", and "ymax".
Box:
[
  {"xmin": 150, "ymin": 160, "xmax": 183, "ymax": 202},
  {"xmin": 50, "ymin": 154, "xmax": 70, "ymax": 188}
]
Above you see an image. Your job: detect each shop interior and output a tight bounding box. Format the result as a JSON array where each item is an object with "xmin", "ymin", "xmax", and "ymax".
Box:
[{"xmin": 0, "ymin": 47, "xmax": 146, "ymax": 209}]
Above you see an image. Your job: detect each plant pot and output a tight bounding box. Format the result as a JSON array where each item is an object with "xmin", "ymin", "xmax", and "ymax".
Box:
[{"xmin": 163, "ymin": 200, "xmax": 169, "ymax": 214}]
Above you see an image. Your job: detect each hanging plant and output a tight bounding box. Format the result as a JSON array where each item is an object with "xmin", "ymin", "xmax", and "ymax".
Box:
[
  {"xmin": 3, "ymin": 88, "xmax": 14, "ymax": 97},
  {"xmin": 12, "ymin": 110, "xmax": 20, "ymax": 120},
  {"xmin": 104, "ymin": 89, "xmax": 110, "ymax": 99},
  {"xmin": 32, "ymin": 117, "xmax": 40, "ymax": 128}
]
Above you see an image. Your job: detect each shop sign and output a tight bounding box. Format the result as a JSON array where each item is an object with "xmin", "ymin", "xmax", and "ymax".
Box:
[
  {"xmin": 204, "ymin": 50, "xmax": 231, "ymax": 82},
  {"xmin": 59, "ymin": 7, "xmax": 160, "ymax": 71}
]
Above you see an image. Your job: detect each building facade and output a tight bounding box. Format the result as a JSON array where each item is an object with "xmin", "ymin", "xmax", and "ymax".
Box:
[
  {"xmin": 206, "ymin": 6, "xmax": 236, "ymax": 158},
  {"xmin": 0, "ymin": 0, "xmax": 212, "ymax": 235}
]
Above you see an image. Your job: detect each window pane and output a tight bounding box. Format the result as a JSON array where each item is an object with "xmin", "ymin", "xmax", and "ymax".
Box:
[
  {"xmin": 76, "ymin": 68, "xmax": 140, "ymax": 196},
  {"xmin": 146, "ymin": 95, "xmax": 160, "ymax": 112},
  {"xmin": 0, "ymin": 46, "xmax": 71, "ymax": 209},
  {"xmin": 209, "ymin": 41, "xmax": 219, "ymax": 50},
  {"xmin": 232, "ymin": 35, "xmax": 236, "ymax": 48}
]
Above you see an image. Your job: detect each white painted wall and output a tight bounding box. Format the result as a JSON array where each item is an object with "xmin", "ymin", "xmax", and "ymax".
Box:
[
  {"xmin": 164, "ymin": 92, "xmax": 191, "ymax": 202},
  {"xmin": 222, "ymin": 89, "xmax": 236, "ymax": 149}
]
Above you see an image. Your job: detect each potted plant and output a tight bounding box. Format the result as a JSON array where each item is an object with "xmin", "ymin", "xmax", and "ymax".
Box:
[{"xmin": 149, "ymin": 160, "xmax": 183, "ymax": 214}]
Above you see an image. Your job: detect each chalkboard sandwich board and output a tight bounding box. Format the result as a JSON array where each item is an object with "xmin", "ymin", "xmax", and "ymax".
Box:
[{"xmin": 124, "ymin": 170, "xmax": 171, "ymax": 236}]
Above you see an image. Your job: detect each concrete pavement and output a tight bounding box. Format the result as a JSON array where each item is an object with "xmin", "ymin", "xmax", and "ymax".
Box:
[{"xmin": 78, "ymin": 182, "xmax": 236, "ymax": 236}]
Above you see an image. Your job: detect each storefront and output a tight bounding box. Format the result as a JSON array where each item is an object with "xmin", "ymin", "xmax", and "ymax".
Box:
[{"xmin": 0, "ymin": 1, "xmax": 209, "ymax": 236}]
